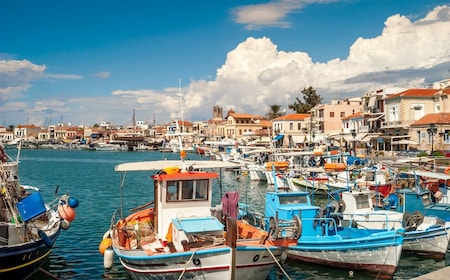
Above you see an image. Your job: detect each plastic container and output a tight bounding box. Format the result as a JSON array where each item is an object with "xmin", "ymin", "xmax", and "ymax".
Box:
[{"xmin": 17, "ymin": 192, "xmax": 46, "ymax": 222}]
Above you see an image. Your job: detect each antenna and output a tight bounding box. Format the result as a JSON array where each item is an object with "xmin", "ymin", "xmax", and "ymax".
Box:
[{"xmin": 178, "ymin": 78, "xmax": 185, "ymax": 133}]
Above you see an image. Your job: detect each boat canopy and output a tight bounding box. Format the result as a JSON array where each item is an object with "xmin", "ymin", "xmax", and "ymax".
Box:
[{"xmin": 115, "ymin": 160, "xmax": 240, "ymax": 172}]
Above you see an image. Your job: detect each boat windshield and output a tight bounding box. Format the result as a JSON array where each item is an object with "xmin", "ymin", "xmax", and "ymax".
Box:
[
  {"xmin": 166, "ymin": 179, "xmax": 209, "ymax": 201},
  {"xmin": 279, "ymin": 195, "xmax": 308, "ymax": 205}
]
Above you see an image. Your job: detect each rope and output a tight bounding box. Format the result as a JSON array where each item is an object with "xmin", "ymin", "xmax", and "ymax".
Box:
[
  {"xmin": 264, "ymin": 245, "xmax": 291, "ymax": 280},
  {"xmin": 177, "ymin": 249, "xmax": 198, "ymax": 280}
]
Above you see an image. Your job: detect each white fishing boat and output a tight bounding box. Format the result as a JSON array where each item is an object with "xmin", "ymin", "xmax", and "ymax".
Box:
[{"xmin": 99, "ymin": 151, "xmax": 301, "ymax": 279}]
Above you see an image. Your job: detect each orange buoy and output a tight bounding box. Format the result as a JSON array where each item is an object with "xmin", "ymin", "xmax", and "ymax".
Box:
[
  {"xmin": 58, "ymin": 204, "xmax": 76, "ymax": 222},
  {"xmin": 99, "ymin": 237, "xmax": 112, "ymax": 255}
]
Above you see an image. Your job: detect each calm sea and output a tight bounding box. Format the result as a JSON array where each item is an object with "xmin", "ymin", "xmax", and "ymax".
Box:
[{"xmin": 7, "ymin": 148, "xmax": 449, "ymax": 280}]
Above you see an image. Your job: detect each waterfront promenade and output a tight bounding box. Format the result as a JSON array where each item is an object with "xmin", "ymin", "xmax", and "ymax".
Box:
[{"xmin": 413, "ymin": 266, "xmax": 450, "ymax": 280}]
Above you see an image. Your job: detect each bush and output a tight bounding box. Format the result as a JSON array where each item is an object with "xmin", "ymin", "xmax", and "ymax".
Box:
[
  {"xmin": 417, "ymin": 151, "xmax": 429, "ymax": 157},
  {"xmin": 431, "ymin": 150, "xmax": 445, "ymax": 157}
]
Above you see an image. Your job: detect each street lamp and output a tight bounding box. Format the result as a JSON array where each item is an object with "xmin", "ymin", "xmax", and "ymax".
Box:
[
  {"xmin": 427, "ymin": 123, "xmax": 437, "ymax": 155},
  {"xmin": 351, "ymin": 129, "xmax": 357, "ymax": 156}
]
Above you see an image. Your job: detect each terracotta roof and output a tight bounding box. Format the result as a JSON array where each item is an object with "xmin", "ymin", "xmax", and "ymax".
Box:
[
  {"xmin": 412, "ymin": 113, "xmax": 450, "ymax": 126},
  {"xmin": 176, "ymin": 120, "xmax": 193, "ymax": 126},
  {"xmin": 272, "ymin": 113, "xmax": 311, "ymax": 121},
  {"xmin": 341, "ymin": 111, "xmax": 363, "ymax": 120},
  {"xmin": 228, "ymin": 113, "xmax": 266, "ymax": 120},
  {"xmin": 385, "ymin": 88, "xmax": 448, "ymax": 100}
]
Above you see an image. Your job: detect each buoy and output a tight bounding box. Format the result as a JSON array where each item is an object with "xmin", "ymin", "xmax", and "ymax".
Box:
[
  {"xmin": 68, "ymin": 197, "xmax": 79, "ymax": 208},
  {"xmin": 104, "ymin": 248, "xmax": 114, "ymax": 269},
  {"xmin": 60, "ymin": 219, "xmax": 70, "ymax": 230},
  {"xmin": 99, "ymin": 237, "xmax": 112, "ymax": 255},
  {"xmin": 58, "ymin": 204, "xmax": 76, "ymax": 222},
  {"xmin": 38, "ymin": 230, "xmax": 53, "ymax": 248}
]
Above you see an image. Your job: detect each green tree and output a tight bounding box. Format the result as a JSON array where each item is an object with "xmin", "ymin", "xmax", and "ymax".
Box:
[
  {"xmin": 288, "ymin": 86, "xmax": 322, "ymax": 113},
  {"xmin": 266, "ymin": 104, "xmax": 285, "ymax": 120},
  {"xmin": 7, "ymin": 125, "xmax": 14, "ymax": 132}
]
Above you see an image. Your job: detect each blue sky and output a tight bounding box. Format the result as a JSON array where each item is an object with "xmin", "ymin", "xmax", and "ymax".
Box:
[{"xmin": 1, "ymin": 0, "xmax": 450, "ymax": 127}]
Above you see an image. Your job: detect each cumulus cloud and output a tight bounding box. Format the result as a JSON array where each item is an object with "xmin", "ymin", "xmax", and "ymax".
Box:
[{"xmin": 181, "ymin": 5, "xmax": 450, "ymax": 121}]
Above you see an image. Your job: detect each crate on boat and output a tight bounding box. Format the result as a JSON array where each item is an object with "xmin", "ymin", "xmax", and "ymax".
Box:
[{"xmin": 17, "ymin": 192, "xmax": 47, "ymax": 222}]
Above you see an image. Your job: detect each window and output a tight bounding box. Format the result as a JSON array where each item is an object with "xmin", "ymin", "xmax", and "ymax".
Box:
[
  {"xmin": 340, "ymin": 112, "xmax": 345, "ymax": 118},
  {"xmin": 166, "ymin": 180, "xmax": 209, "ymax": 202},
  {"xmin": 330, "ymin": 112, "xmax": 334, "ymax": 118},
  {"xmin": 289, "ymin": 123, "xmax": 293, "ymax": 131}
]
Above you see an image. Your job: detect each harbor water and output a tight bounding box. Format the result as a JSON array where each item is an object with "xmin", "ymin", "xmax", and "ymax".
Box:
[{"xmin": 9, "ymin": 148, "xmax": 450, "ymax": 279}]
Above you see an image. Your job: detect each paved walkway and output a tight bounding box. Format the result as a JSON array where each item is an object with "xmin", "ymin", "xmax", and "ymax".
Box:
[{"xmin": 412, "ymin": 266, "xmax": 450, "ymax": 280}]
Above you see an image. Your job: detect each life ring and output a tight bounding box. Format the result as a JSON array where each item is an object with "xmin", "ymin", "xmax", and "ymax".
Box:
[{"xmin": 445, "ymin": 167, "xmax": 450, "ymax": 175}]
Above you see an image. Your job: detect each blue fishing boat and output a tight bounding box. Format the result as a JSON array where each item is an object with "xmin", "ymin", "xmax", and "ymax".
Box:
[
  {"xmin": 240, "ymin": 168, "xmax": 404, "ymax": 278},
  {"xmin": 388, "ymin": 170, "xmax": 450, "ymax": 221},
  {"xmin": 340, "ymin": 188, "xmax": 450, "ymax": 258}
]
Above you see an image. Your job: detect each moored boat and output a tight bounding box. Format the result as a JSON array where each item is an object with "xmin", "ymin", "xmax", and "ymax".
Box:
[
  {"xmin": 100, "ymin": 152, "xmax": 301, "ymax": 279},
  {"xmin": 240, "ymin": 168, "xmax": 404, "ymax": 278},
  {"xmin": 0, "ymin": 143, "xmax": 79, "ymax": 278},
  {"xmin": 340, "ymin": 188, "xmax": 450, "ymax": 258}
]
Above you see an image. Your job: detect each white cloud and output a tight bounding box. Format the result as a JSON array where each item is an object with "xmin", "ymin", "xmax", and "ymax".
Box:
[
  {"xmin": 44, "ymin": 73, "xmax": 84, "ymax": 79},
  {"xmin": 0, "ymin": 59, "xmax": 45, "ymax": 87},
  {"xmin": 232, "ymin": 0, "xmax": 335, "ymax": 30}
]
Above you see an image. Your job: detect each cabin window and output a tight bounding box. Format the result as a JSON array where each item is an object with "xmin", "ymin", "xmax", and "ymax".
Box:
[
  {"xmin": 279, "ymin": 195, "xmax": 308, "ymax": 205},
  {"xmin": 166, "ymin": 179, "xmax": 209, "ymax": 202},
  {"xmin": 355, "ymin": 195, "xmax": 370, "ymax": 209}
]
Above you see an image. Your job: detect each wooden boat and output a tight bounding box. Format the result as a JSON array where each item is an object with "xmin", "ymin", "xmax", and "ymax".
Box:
[
  {"xmin": 240, "ymin": 171, "xmax": 404, "ymax": 278},
  {"xmin": 0, "ymin": 144, "xmax": 78, "ymax": 278},
  {"xmin": 100, "ymin": 154, "xmax": 301, "ymax": 279},
  {"xmin": 340, "ymin": 188, "xmax": 450, "ymax": 258}
]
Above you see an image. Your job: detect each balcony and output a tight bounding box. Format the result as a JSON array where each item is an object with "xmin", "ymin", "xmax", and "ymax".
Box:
[{"xmin": 381, "ymin": 120, "xmax": 413, "ymax": 128}]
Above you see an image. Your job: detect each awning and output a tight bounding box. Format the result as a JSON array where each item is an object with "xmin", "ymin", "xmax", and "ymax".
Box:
[
  {"xmin": 367, "ymin": 115, "xmax": 384, "ymax": 122},
  {"xmin": 292, "ymin": 135, "xmax": 307, "ymax": 143},
  {"xmin": 394, "ymin": 139, "xmax": 418, "ymax": 145},
  {"xmin": 355, "ymin": 133, "xmax": 367, "ymax": 141},
  {"xmin": 368, "ymin": 96, "xmax": 377, "ymax": 108},
  {"xmin": 360, "ymin": 133, "xmax": 381, "ymax": 142},
  {"xmin": 273, "ymin": 134, "xmax": 284, "ymax": 142}
]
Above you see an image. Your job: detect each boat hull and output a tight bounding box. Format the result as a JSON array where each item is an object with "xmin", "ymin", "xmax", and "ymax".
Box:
[
  {"xmin": 402, "ymin": 225, "xmax": 450, "ymax": 257},
  {"xmin": 287, "ymin": 231, "xmax": 403, "ymax": 278},
  {"xmin": 288, "ymin": 242, "xmax": 401, "ymax": 277},
  {"xmin": 0, "ymin": 230, "xmax": 60, "ymax": 279},
  {"xmin": 115, "ymin": 245, "xmax": 286, "ymax": 280}
]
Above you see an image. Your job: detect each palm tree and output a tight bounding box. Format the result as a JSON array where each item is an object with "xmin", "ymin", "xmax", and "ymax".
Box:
[{"xmin": 266, "ymin": 104, "xmax": 285, "ymax": 120}]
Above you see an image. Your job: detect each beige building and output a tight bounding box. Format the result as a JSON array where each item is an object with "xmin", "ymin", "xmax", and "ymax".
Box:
[
  {"xmin": 271, "ymin": 113, "xmax": 311, "ymax": 147},
  {"xmin": 311, "ymin": 98, "xmax": 364, "ymax": 135},
  {"xmin": 219, "ymin": 110, "xmax": 266, "ymax": 140}
]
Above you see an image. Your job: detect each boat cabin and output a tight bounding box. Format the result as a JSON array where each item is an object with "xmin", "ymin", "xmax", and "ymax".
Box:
[{"xmin": 153, "ymin": 170, "xmax": 225, "ymax": 251}]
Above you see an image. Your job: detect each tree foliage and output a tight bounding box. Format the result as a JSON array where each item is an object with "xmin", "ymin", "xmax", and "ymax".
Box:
[
  {"xmin": 288, "ymin": 86, "xmax": 322, "ymax": 113},
  {"xmin": 266, "ymin": 104, "xmax": 285, "ymax": 120}
]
